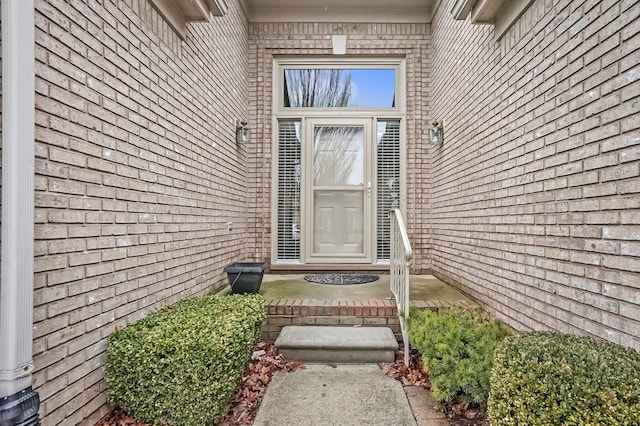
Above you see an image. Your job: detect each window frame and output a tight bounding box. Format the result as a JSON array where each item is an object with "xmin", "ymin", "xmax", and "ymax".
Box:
[
  {"xmin": 271, "ymin": 57, "xmax": 407, "ymax": 266},
  {"xmin": 274, "ymin": 58, "xmax": 406, "ymax": 115}
]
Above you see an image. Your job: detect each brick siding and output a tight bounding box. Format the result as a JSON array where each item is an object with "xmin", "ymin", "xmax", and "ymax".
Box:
[
  {"xmin": 32, "ymin": 0, "xmax": 249, "ymax": 424},
  {"xmin": 429, "ymin": 0, "xmax": 640, "ymax": 351},
  {"xmin": 0, "ymin": 0, "xmax": 636, "ymax": 424}
]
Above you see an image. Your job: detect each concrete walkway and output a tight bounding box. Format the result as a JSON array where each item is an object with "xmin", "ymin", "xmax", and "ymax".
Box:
[{"xmin": 253, "ymin": 364, "xmax": 449, "ymax": 426}]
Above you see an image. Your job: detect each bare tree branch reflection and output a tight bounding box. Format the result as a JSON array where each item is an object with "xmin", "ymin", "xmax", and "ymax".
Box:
[
  {"xmin": 284, "ymin": 69, "xmax": 355, "ymax": 108},
  {"xmin": 284, "ymin": 69, "xmax": 362, "ymax": 188},
  {"xmin": 313, "ymin": 125, "xmax": 362, "ymax": 186}
]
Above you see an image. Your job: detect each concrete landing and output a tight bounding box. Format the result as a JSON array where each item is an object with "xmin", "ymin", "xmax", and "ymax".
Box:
[
  {"xmin": 275, "ymin": 326, "xmax": 398, "ymax": 363},
  {"xmin": 259, "ymin": 274, "xmax": 471, "ymax": 301},
  {"xmin": 253, "ymin": 364, "xmax": 417, "ymax": 426}
]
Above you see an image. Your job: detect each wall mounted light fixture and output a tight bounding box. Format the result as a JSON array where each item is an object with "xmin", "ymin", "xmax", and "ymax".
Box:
[
  {"xmin": 430, "ymin": 120, "xmax": 444, "ymax": 145},
  {"xmin": 236, "ymin": 119, "xmax": 251, "ymax": 143}
]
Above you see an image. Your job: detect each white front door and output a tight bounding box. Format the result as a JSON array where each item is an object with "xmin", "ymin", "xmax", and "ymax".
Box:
[{"xmin": 305, "ymin": 118, "xmax": 372, "ymax": 263}]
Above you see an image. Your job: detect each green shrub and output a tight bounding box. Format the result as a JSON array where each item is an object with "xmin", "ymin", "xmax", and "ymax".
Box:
[
  {"xmin": 105, "ymin": 294, "xmax": 265, "ymax": 426},
  {"xmin": 489, "ymin": 332, "xmax": 640, "ymax": 426},
  {"xmin": 408, "ymin": 306, "xmax": 511, "ymax": 408}
]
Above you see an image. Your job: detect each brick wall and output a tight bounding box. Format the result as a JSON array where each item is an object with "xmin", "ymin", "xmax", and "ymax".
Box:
[
  {"xmin": 14, "ymin": 0, "xmax": 640, "ymax": 423},
  {"xmin": 31, "ymin": 0, "xmax": 249, "ymax": 423},
  {"xmin": 429, "ymin": 0, "xmax": 640, "ymax": 350},
  {"xmin": 247, "ymin": 23, "xmax": 434, "ymax": 269}
]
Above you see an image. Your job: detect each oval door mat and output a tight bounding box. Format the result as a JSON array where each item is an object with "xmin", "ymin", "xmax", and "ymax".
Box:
[{"xmin": 303, "ymin": 274, "xmax": 380, "ymax": 285}]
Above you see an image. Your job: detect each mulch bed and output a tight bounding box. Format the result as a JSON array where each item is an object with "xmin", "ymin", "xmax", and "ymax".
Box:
[
  {"xmin": 389, "ymin": 348, "xmax": 488, "ymax": 426},
  {"xmin": 96, "ymin": 343, "xmax": 486, "ymax": 426},
  {"xmin": 95, "ymin": 408, "xmax": 149, "ymax": 426},
  {"xmin": 217, "ymin": 342, "xmax": 305, "ymax": 425}
]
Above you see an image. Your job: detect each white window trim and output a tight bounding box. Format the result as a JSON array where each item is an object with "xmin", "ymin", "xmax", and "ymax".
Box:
[
  {"xmin": 149, "ymin": 0, "xmax": 228, "ymax": 39},
  {"xmin": 271, "ymin": 58, "xmax": 407, "ymax": 266}
]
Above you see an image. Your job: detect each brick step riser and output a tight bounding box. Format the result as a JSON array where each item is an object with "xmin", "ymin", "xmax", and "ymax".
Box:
[{"xmin": 261, "ymin": 299, "xmax": 467, "ymax": 342}]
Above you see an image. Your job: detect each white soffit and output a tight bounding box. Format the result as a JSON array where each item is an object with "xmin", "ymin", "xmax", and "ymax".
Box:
[
  {"xmin": 450, "ymin": 0, "xmax": 534, "ymax": 39},
  {"xmin": 492, "ymin": 0, "xmax": 535, "ymax": 38},
  {"xmin": 176, "ymin": 0, "xmax": 228, "ymax": 18},
  {"xmin": 207, "ymin": 0, "xmax": 229, "ymax": 16},
  {"xmin": 450, "ymin": 0, "xmax": 474, "ymax": 20},
  {"xmin": 150, "ymin": 0, "xmax": 228, "ymax": 38},
  {"xmin": 245, "ymin": 0, "xmax": 438, "ymax": 23}
]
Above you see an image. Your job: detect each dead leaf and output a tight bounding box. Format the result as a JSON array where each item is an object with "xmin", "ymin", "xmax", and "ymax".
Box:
[
  {"xmin": 452, "ymin": 402, "xmax": 468, "ymax": 415},
  {"xmin": 465, "ymin": 408, "xmax": 479, "ymax": 420},
  {"xmin": 218, "ymin": 343, "xmax": 306, "ymax": 425},
  {"xmin": 386, "ymin": 349, "xmax": 430, "ymax": 389}
]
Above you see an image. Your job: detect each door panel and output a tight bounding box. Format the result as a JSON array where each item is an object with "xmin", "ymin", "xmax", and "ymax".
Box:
[
  {"xmin": 306, "ymin": 119, "xmax": 371, "ymax": 263},
  {"xmin": 313, "ymin": 190, "xmax": 364, "ymax": 254}
]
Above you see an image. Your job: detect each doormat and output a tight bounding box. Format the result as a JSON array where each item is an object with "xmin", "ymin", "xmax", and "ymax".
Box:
[{"xmin": 304, "ymin": 274, "xmax": 380, "ymax": 285}]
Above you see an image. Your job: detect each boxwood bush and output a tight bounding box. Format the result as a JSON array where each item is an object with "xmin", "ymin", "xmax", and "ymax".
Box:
[
  {"xmin": 105, "ymin": 294, "xmax": 265, "ymax": 426},
  {"xmin": 489, "ymin": 331, "xmax": 640, "ymax": 426},
  {"xmin": 408, "ymin": 306, "xmax": 511, "ymax": 409}
]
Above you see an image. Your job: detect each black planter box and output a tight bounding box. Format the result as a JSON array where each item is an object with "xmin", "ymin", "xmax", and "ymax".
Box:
[{"xmin": 224, "ymin": 262, "xmax": 267, "ymax": 294}]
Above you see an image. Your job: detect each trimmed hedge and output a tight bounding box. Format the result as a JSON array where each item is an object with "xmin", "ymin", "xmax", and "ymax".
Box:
[
  {"xmin": 408, "ymin": 306, "xmax": 511, "ymax": 408},
  {"xmin": 489, "ymin": 332, "xmax": 640, "ymax": 426},
  {"xmin": 105, "ymin": 294, "xmax": 265, "ymax": 426}
]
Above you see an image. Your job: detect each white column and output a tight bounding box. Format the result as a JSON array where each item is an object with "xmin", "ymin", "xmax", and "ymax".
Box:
[{"xmin": 0, "ymin": 0, "xmax": 36, "ymax": 398}]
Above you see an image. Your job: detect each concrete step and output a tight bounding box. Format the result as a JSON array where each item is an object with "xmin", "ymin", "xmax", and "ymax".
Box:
[{"xmin": 275, "ymin": 325, "xmax": 398, "ymax": 364}]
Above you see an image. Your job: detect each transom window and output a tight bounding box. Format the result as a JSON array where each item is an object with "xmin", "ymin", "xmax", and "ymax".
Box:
[
  {"xmin": 277, "ymin": 59, "xmax": 402, "ymax": 112},
  {"xmin": 283, "ymin": 68, "xmax": 396, "ymax": 108}
]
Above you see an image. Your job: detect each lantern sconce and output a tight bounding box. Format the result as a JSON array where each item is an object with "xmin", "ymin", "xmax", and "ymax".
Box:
[
  {"xmin": 236, "ymin": 119, "xmax": 251, "ymax": 144},
  {"xmin": 430, "ymin": 120, "xmax": 444, "ymax": 145}
]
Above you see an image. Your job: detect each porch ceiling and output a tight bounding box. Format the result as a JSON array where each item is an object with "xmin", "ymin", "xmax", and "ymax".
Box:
[{"xmin": 243, "ymin": 0, "xmax": 439, "ymax": 23}]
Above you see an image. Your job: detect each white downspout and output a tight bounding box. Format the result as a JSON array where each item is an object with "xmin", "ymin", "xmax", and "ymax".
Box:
[{"xmin": 0, "ymin": 0, "xmax": 39, "ymax": 422}]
